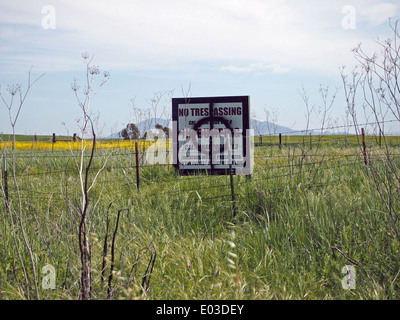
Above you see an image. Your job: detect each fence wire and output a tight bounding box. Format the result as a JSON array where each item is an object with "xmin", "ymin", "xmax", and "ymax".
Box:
[{"xmin": 2, "ymin": 120, "xmax": 400, "ymax": 211}]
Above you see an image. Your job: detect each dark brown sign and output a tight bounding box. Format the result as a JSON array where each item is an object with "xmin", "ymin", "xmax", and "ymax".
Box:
[{"xmin": 172, "ymin": 96, "xmax": 252, "ymax": 175}]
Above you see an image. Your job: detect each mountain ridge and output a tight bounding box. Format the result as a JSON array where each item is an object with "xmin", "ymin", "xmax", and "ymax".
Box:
[{"xmin": 104, "ymin": 117, "xmax": 348, "ymax": 139}]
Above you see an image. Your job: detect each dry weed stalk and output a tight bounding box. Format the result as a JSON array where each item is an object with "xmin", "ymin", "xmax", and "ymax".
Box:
[
  {"xmin": 71, "ymin": 53, "xmax": 110, "ymax": 299},
  {"xmin": 0, "ymin": 68, "xmax": 44, "ymax": 299}
]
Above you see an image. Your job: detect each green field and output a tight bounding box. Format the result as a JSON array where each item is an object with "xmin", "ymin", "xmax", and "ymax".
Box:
[
  {"xmin": 0, "ymin": 134, "xmax": 72, "ymax": 142},
  {"xmin": 0, "ymin": 134, "xmax": 400, "ymax": 300}
]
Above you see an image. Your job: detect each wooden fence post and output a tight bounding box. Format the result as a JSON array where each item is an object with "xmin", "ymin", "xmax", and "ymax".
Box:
[
  {"xmin": 229, "ymin": 164, "xmax": 238, "ymax": 217},
  {"xmin": 52, "ymin": 133, "xmax": 56, "ymax": 152},
  {"xmin": 279, "ymin": 133, "xmax": 282, "ymax": 149},
  {"xmin": 310, "ymin": 133, "xmax": 312, "ymax": 150},
  {"xmin": 135, "ymin": 142, "xmax": 140, "ymax": 194},
  {"xmin": 3, "ymin": 151, "xmax": 8, "ymax": 209},
  {"xmin": 361, "ymin": 128, "xmax": 368, "ymax": 165}
]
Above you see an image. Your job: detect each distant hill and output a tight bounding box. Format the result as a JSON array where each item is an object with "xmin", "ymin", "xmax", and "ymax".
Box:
[
  {"xmin": 105, "ymin": 117, "xmax": 349, "ymax": 139},
  {"xmin": 250, "ymin": 119, "xmax": 350, "ymax": 136},
  {"xmin": 105, "ymin": 117, "xmax": 295, "ymax": 139},
  {"xmin": 137, "ymin": 118, "xmax": 171, "ymax": 137},
  {"xmin": 250, "ymin": 118, "xmax": 293, "ymax": 135}
]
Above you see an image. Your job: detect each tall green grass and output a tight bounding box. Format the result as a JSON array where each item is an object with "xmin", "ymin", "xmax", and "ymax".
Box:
[{"xmin": 0, "ymin": 140, "xmax": 399, "ymax": 300}]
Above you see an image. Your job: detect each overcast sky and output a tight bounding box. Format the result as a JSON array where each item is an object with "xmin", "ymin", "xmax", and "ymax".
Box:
[{"xmin": 0, "ymin": 0, "xmax": 399, "ymax": 136}]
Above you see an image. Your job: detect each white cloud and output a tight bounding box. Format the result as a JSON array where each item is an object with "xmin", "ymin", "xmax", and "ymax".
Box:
[
  {"xmin": 0, "ymin": 0, "xmax": 399, "ymax": 75},
  {"xmin": 221, "ymin": 63, "xmax": 290, "ymax": 75},
  {"xmin": 1, "ymin": 0, "xmax": 400, "ymax": 135},
  {"xmin": 360, "ymin": 2, "xmax": 397, "ymax": 25}
]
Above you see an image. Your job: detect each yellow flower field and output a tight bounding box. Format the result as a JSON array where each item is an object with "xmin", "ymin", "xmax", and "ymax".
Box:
[{"xmin": 0, "ymin": 139, "xmax": 170, "ymax": 152}]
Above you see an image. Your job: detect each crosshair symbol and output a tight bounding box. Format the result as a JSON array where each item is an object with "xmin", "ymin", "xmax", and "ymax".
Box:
[
  {"xmin": 192, "ymin": 116, "xmax": 233, "ymax": 132},
  {"xmin": 191, "ymin": 115, "xmax": 234, "ymax": 158}
]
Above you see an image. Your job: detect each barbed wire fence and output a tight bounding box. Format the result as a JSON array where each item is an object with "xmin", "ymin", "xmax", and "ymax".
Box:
[{"xmin": 2, "ymin": 119, "xmax": 400, "ymax": 218}]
